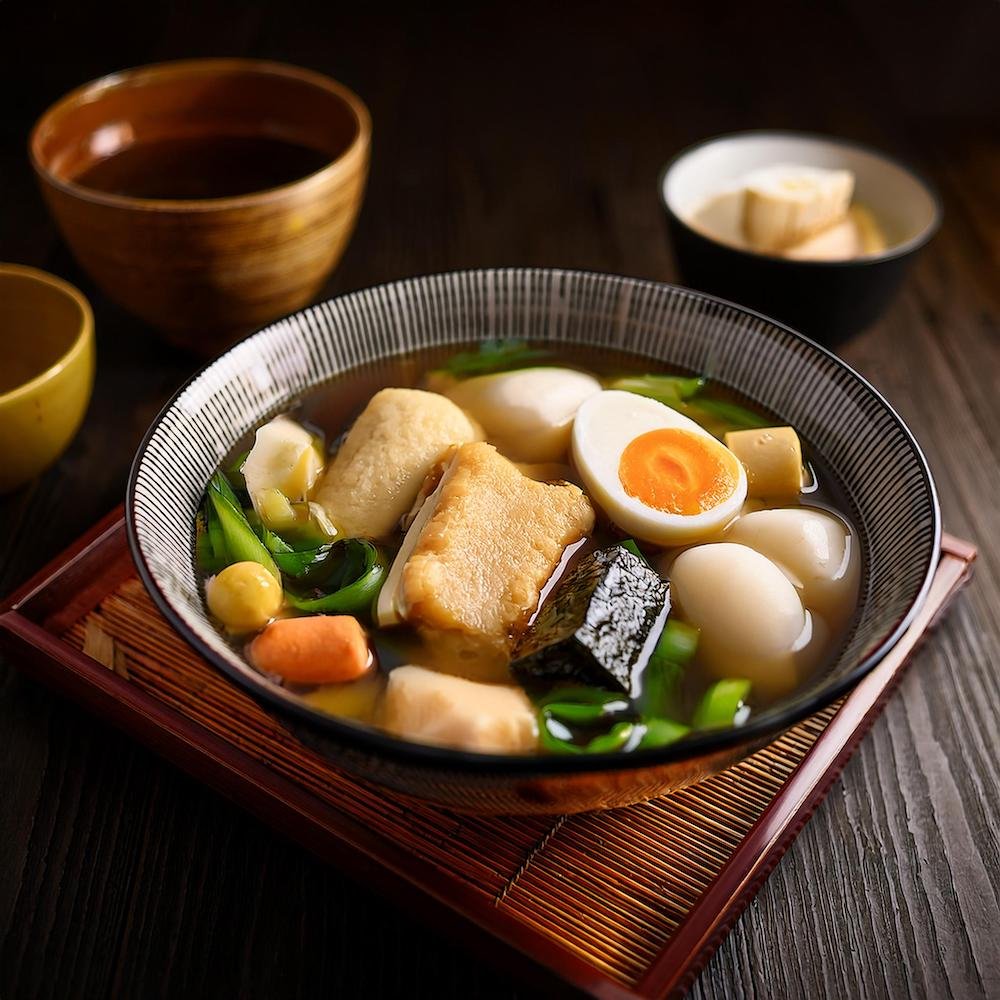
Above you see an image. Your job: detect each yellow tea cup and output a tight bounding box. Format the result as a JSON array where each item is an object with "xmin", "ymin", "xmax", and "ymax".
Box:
[{"xmin": 0, "ymin": 264, "xmax": 95, "ymax": 492}]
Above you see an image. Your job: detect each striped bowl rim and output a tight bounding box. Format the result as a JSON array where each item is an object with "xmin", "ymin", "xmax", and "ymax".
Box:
[{"xmin": 126, "ymin": 268, "xmax": 940, "ymax": 775}]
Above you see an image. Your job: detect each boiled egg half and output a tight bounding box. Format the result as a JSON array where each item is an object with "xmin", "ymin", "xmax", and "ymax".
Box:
[{"xmin": 572, "ymin": 390, "xmax": 747, "ymax": 545}]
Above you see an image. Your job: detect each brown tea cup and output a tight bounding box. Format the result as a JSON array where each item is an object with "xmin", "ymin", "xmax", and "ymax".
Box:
[{"xmin": 30, "ymin": 59, "xmax": 371, "ymax": 355}]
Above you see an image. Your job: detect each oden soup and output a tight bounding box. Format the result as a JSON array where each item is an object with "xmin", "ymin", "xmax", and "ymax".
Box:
[{"xmin": 193, "ymin": 341, "xmax": 860, "ymax": 756}]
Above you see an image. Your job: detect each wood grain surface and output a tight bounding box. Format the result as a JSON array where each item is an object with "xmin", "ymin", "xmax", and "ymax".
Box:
[{"xmin": 1, "ymin": 3, "xmax": 997, "ymax": 998}]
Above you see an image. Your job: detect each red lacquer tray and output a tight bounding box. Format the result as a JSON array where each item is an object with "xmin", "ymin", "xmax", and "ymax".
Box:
[{"xmin": 0, "ymin": 510, "xmax": 975, "ymax": 999}]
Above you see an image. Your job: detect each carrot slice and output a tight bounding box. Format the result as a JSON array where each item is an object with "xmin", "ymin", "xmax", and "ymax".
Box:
[{"xmin": 249, "ymin": 615, "xmax": 371, "ymax": 684}]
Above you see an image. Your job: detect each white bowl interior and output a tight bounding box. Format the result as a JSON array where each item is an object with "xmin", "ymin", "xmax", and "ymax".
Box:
[{"xmin": 663, "ymin": 132, "xmax": 939, "ymax": 254}]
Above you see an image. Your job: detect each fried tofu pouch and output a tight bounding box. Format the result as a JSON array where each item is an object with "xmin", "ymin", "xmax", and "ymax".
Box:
[
  {"xmin": 316, "ymin": 388, "xmax": 483, "ymax": 538},
  {"xmin": 400, "ymin": 442, "xmax": 595, "ymax": 645}
]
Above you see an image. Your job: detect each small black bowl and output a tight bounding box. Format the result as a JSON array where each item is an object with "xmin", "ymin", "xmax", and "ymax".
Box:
[{"xmin": 658, "ymin": 131, "xmax": 941, "ymax": 347}]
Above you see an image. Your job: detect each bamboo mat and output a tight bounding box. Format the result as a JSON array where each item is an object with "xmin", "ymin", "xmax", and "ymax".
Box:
[{"xmin": 65, "ymin": 576, "xmax": 839, "ymax": 988}]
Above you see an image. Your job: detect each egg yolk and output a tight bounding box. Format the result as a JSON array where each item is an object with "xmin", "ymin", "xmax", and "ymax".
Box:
[{"xmin": 619, "ymin": 428, "xmax": 738, "ymax": 516}]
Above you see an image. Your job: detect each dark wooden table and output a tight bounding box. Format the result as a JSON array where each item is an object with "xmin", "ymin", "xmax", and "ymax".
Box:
[{"xmin": 2, "ymin": 3, "xmax": 998, "ymax": 997}]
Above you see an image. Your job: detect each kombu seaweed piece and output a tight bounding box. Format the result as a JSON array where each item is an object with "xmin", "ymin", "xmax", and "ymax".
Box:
[{"xmin": 512, "ymin": 545, "xmax": 670, "ymax": 697}]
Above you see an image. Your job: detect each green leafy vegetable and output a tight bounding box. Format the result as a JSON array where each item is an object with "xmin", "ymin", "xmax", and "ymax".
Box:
[
  {"xmin": 225, "ymin": 450, "xmax": 250, "ymax": 497},
  {"xmin": 437, "ymin": 338, "xmax": 551, "ymax": 378},
  {"xmin": 284, "ymin": 505, "xmax": 337, "ymax": 548},
  {"xmin": 195, "ymin": 509, "xmax": 226, "ymax": 574},
  {"xmin": 536, "ymin": 687, "xmax": 633, "ymax": 754},
  {"xmin": 212, "ymin": 469, "xmax": 242, "ymax": 508},
  {"xmin": 692, "ymin": 678, "xmax": 752, "ymax": 730},
  {"xmin": 607, "ymin": 374, "xmax": 705, "ymax": 406},
  {"xmin": 204, "ymin": 473, "xmax": 280, "ymax": 581},
  {"xmin": 620, "ymin": 538, "xmax": 645, "ymax": 562},
  {"xmin": 538, "ymin": 716, "xmax": 584, "ymax": 755},
  {"xmin": 538, "ymin": 713, "xmax": 637, "ymax": 755},
  {"xmin": 685, "ymin": 398, "xmax": 769, "ymax": 433},
  {"xmin": 284, "ymin": 538, "xmax": 387, "ymax": 615},
  {"xmin": 258, "ymin": 523, "xmax": 291, "ymax": 553},
  {"xmin": 535, "ymin": 679, "xmax": 693, "ymax": 755},
  {"xmin": 543, "ymin": 702, "xmax": 612, "ymax": 724},
  {"xmin": 608, "ymin": 373, "xmax": 769, "ymax": 438},
  {"xmin": 542, "ymin": 693, "xmax": 630, "ymax": 725},
  {"xmin": 641, "ymin": 619, "xmax": 700, "ymax": 717},
  {"xmin": 586, "ymin": 722, "xmax": 638, "ymax": 753},
  {"xmin": 537, "ymin": 686, "xmax": 629, "ymax": 709},
  {"xmin": 255, "ymin": 513, "xmax": 338, "ymax": 583},
  {"xmin": 271, "ymin": 540, "xmax": 337, "ymax": 582},
  {"xmin": 654, "ymin": 619, "xmax": 700, "ymax": 667},
  {"xmin": 205, "ymin": 505, "xmax": 226, "ymax": 563},
  {"xmin": 637, "ymin": 717, "xmax": 690, "ymax": 749}
]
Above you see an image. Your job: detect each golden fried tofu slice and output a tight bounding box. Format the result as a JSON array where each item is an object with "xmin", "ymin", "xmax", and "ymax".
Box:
[
  {"xmin": 316, "ymin": 388, "xmax": 482, "ymax": 538},
  {"xmin": 393, "ymin": 442, "xmax": 594, "ymax": 645}
]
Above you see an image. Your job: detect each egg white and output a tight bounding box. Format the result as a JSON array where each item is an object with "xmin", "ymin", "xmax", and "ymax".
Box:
[
  {"xmin": 670, "ymin": 542, "xmax": 806, "ymax": 699},
  {"xmin": 725, "ymin": 507, "xmax": 860, "ymax": 627},
  {"xmin": 571, "ymin": 390, "xmax": 747, "ymax": 545}
]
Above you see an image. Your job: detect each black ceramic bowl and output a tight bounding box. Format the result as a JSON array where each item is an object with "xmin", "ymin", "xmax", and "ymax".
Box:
[
  {"xmin": 127, "ymin": 268, "xmax": 940, "ymax": 814},
  {"xmin": 659, "ymin": 131, "xmax": 941, "ymax": 347}
]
